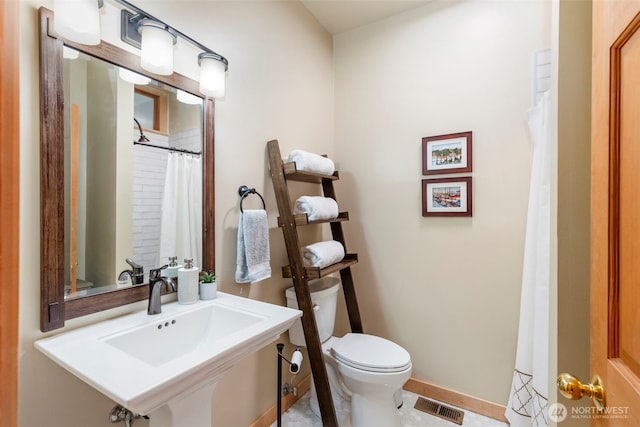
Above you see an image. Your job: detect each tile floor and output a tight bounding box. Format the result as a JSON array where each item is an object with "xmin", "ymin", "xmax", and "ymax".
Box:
[{"xmin": 271, "ymin": 389, "xmax": 509, "ymax": 427}]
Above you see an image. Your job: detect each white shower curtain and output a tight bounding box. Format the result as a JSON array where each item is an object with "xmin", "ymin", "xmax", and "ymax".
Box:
[
  {"xmin": 158, "ymin": 153, "xmax": 203, "ymax": 269},
  {"xmin": 505, "ymin": 91, "xmax": 550, "ymax": 427}
]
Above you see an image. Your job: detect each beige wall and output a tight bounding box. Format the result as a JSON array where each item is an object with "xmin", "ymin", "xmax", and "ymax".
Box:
[
  {"xmin": 556, "ymin": 0, "xmax": 592, "ymax": 425},
  {"xmin": 85, "ymin": 60, "xmax": 118, "ymax": 285},
  {"xmin": 115, "ymin": 77, "xmax": 135, "ymax": 281},
  {"xmin": 19, "ymin": 1, "xmax": 332, "ymax": 426},
  {"xmin": 333, "ymin": 0, "xmax": 550, "ymax": 405}
]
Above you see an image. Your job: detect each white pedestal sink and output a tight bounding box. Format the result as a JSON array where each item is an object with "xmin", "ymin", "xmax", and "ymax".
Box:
[
  {"xmin": 146, "ymin": 383, "xmax": 217, "ymax": 427},
  {"xmin": 35, "ymin": 293, "xmax": 302, "ymax": 426}
]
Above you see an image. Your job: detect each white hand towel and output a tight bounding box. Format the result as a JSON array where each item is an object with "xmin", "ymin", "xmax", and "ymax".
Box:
[
  {"xmin": 288, "ymin": 149, "xmax": 335, "ymax": 175},
  {"xmin": 302, "ymin": 240, "xmax": 345, "ymax": 269},
  {"xmin": 294, "ymin": 196, "xmax": 339, "ymax": 221},
  {"xmin": 235, "ymin": 210, "xmax": 271, "ymax": 283}
]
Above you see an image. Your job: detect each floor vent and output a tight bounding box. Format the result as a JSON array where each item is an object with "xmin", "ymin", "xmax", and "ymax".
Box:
[{"xmin": 413, "ymin": 397, "xmax": 465, "ymax": 425}]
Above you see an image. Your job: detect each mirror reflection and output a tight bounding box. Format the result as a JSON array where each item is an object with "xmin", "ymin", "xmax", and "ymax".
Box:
[{"xmin": 62, "ymin": 47, "xmax": 203, "ymax": 298}]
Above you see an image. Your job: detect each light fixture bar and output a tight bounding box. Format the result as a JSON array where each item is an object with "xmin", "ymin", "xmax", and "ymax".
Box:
[
  {"xmin": 119, "ymin": 9, "xmax": 143, "ymax": 49},
  {"xmin": 115, "ymin": 0, "xmax": 228, "ymax": 71}
]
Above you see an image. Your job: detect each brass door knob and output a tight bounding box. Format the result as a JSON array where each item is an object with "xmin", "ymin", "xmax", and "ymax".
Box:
[{"xmin": 557, "ymin": 373, "xmax": 605, "ymax": 411}]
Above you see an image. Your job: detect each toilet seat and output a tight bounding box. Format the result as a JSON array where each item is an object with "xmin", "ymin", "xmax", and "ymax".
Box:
[{"xmin": 330, "ymin": 333, "xmax": 411, "ymax": 373}]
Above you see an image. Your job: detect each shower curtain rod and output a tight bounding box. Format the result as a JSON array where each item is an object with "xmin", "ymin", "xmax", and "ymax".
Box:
[{"xmin": 133, "ymin": 141, "xmax": 201, "ymax": 156}]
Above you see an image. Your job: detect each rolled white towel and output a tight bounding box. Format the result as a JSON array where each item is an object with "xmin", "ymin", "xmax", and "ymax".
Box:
[
  {"xmin": 294, "ymin": 196, "xmax": 339, "ymax": 221},
  {"xmin": 302, "ymin": 240, "xmax": 345, "ymax": 269},
  {"xmin": 288, "ymin": 149, "xmax": 335, "ymax": 175}
]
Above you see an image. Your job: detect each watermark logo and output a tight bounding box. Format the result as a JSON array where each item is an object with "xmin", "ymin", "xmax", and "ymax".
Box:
[
  {"xmin": 549, "ymin": 403, "xmax": 630, "ymax": 422},
  {"xmin": 571, "ymin": 406, "xmax": 629, "ymax": 420},
  {"xmin": 549, "ymin": 403, "xmax": 568, "ymax": 422}
]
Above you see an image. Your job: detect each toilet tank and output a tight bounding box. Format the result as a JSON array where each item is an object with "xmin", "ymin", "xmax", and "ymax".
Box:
[{"xmin": 285, "ymin": 276, "xmax": 340, "ymax": 346}]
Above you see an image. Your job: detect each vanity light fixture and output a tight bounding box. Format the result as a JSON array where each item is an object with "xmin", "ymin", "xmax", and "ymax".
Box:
[
  {"xmin": 138, "ymin": 19, "xmax": 177, "ymax": 75},
  {"xmin": 198, "ymin": 53, "xmax": 227, "ymax": 98},
  {"xmin": 53, "ymin": 0, "xmax": 102, "ymax": 46},
  {"xmin": 118, "ymin": 0, "xmax": 228, "ymax": 96},
  {"xmin": 54, "ymin": 0, "xmax": 229, "ymax": 98}
]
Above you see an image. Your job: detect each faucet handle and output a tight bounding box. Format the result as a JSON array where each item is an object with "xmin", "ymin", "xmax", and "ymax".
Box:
[
  {"xmin": 125, "ymin": 258, "xmax": 145, "ymax": 285},
  {"xmin": 126, "ymin": 258, "xmax": 143, "ymax": 271},
  {"xmin": 149, "ymin": 265, "xmax": 168, "ymax": 281}
]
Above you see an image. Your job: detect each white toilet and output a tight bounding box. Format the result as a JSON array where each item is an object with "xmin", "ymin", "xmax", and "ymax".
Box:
[{"xmin": 286, "ymin": 277, "xmax": 412, "ymax": 427}]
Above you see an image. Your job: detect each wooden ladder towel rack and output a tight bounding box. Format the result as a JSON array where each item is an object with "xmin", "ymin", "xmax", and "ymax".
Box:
[{"xmin": 267, "ymin": 139, "xmax": 363, "ymax": 427}]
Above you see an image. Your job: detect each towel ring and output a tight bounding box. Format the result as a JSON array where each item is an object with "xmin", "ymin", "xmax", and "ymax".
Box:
[{"xmin": 239, "ymin": 185, "xmax": 266, "ymax": 213}]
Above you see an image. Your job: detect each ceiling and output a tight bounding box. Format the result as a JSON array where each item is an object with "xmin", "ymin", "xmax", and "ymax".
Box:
[{"xmin": 300, "ymin": 0, "xmax": 433, "ymax": 35}]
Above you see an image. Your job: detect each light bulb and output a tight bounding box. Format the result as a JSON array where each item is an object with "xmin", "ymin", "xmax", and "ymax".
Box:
[
  {"xmin": 138, "ymin": 20, "xmax": 176, "ymax": 76},
  {"xmin": 198, "ymin": 53, "xmax": 226, "ymax": 98},
  {"xmin": 53, "ymin": 0, "xmax": 101, "ymax": 45}
]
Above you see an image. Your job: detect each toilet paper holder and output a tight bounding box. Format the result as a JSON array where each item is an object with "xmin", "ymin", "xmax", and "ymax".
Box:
[{"xmin": 276, "ymin": 343, "xmax": 303, "ymax": 427}]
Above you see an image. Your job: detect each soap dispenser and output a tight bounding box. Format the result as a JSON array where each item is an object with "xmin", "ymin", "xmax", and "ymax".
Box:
[
  {"xmin": 165, "ymin": 256, "xmax": 183, "ymax": 279},
  {"xmin": 177, "ymin": 258, "xmax": 199, "ymax": 304}
]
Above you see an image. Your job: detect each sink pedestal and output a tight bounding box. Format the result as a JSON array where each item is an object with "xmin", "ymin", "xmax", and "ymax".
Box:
[{"xmin": 148, "ymin": 383, "xmax": 217, "ymax": 427}]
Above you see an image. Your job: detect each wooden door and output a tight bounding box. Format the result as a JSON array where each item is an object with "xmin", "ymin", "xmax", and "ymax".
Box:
[{"xmin": 591, "ymin": 1, "xmax": 640, "ymax": 425}]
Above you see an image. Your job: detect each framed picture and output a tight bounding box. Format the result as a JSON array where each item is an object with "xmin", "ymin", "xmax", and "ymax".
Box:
[
  {"xmin": 422, "ymin": 131, "xmax": 472, "ymax": 175},
  {"xmin": 422, "ymin": 177, "xmax": 472, "ymax": 217}
]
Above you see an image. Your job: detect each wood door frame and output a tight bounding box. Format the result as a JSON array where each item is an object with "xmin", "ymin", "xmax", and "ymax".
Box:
[{"xmin": 0, "ymin": 1, "xmax": 20, "ymax": 426}]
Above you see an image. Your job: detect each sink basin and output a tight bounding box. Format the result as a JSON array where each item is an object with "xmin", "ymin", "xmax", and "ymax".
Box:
[
  {"xmin": 35, "ymin": 292, "xmax": 302, "ymax": 419},
  {"xmin": 102, "ymin": 303, "xmax": 263, "ymax": 367}
]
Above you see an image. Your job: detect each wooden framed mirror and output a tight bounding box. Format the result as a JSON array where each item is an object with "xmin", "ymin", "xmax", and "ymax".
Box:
[{"xmin": 39, "ymin": 7, "xmax": 215, "ymax": 332}]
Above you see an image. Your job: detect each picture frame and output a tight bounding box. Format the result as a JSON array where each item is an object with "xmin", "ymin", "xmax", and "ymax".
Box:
[
  {"xmin": 422, "ymin": 131, "xmax": 472, "ymax": 175},
  {"xmin": 422, "ymin": 177, "xmax": 472, "ymax": 217}
]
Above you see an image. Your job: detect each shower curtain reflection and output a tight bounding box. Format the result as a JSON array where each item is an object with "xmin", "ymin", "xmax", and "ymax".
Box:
[{"xmin": 158, "ymin": 153, "xmax": 203, "ymax": 270}]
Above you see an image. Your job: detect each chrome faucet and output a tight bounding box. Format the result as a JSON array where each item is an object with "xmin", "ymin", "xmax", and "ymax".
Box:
[
  {"xmin": 118, "ymin": 258, "xmax": 145, "ymax": 285},
  {"xmin": 147, "ymin": 265, "xmax": 175, "ymax": 315}
]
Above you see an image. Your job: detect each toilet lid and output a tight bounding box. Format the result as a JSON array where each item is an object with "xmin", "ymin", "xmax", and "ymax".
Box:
[{"xmin": 331, "ymin": 333, "xmax": 411, "ymax": 373}]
